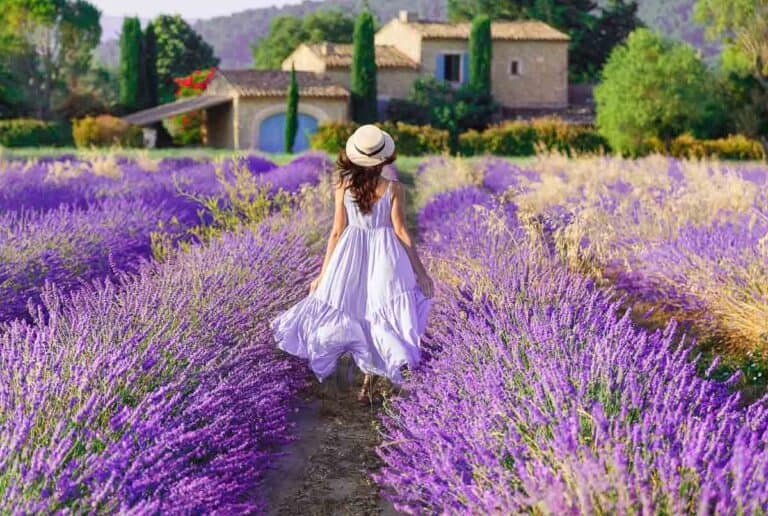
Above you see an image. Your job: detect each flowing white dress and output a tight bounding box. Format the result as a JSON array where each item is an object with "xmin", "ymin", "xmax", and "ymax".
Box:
[{"xmin": 271, "ymin": 181, "xmax": 432, "ymax": 384}]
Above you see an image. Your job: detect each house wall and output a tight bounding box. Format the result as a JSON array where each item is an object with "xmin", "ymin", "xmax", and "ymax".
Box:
[
  {"xmin": 281, "ymin": 45, "xmax": 327, "ymax": 72},
  {"xmin": 323, "ymin": 68, "xmax": 419, "ymax": 100},
  {"xmin": 206, "ymin": 101, "xmax": 235, "ymax": 148},
  {"xmin": 236, "ymin": 96, "xmax": 349, "ymax": 150},
  {"xmin": 491, "ymin": 40, "xmax": 568, "ymax": 108},
  {"xmin": 374, "ymin": 20, "xmax": 422, "ymax": 64}
]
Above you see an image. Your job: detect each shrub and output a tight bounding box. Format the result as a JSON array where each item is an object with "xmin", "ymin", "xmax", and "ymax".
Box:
[
  {"xmin": 310, "ymin": 121, "xmax": 357, "ymax": 154},
  {"xmin": 459, "ymin": 118, "xmax": 609, "ymax": 157},
  {"xmin": 311, "ymin": 121, "xmax": 449, "ymax": 156},
  {"xmin": 0, "ymin": 119, "xmax": 71, "ymax": 147},
  {"xmin": 670, "ymin": 133, "xmax": 765, "ymax": 161},
  {"xmin": 72, "ymin": 115, "xmax": 143, "ymax": 148},
  {"xmin": 459, "ymin": 121, "xmax": 537, "ymax": 156},
  {"xmin": 380, "ymin": 121, "xmax": 449, "ymax": 156}
]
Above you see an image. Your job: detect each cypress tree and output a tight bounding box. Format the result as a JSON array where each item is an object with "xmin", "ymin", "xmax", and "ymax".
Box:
[
  {"xmin": 469, "ymin": 15, "xmax": 492, "ymax": 96},
  {"xmin": 285, "ymin": 64, "xmax": 299, "ymax": 153},
  {"xmin": 143, "ymin": 23, "xmax": 159, "ymax": 109},
  {"xmin": 118, "ymin": 17, "xmax": 142, "ymax": 111},
  {"xmin": 351, "ymin": 10, "xmax": 377, "ymax": 124}
]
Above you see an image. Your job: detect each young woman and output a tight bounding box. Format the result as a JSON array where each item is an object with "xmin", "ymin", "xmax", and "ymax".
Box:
[{"xmin": 271, "ymin": 124, "xmax": 434, "ymax": 403}]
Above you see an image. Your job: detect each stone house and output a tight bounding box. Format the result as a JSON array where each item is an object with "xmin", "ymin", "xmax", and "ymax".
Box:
[
  {"xmin": 284, "ymin": 11, "xmax": 570, "ymax": 109},
  {"xmin": 123, "ymin": 11, "xmax": 569, "ymax": 151}
]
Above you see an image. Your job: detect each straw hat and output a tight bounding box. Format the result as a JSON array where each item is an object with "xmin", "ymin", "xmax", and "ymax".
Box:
[{"xmin": 345, "ymin": 124, "xmax": 396, "ymax": 167}]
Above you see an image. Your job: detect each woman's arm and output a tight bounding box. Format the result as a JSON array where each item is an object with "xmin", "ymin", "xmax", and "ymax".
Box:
[
  {"xmin": 391, "ymin": 181, "xmax": 435, "ymax": 298},
  {"xmin": 310, "ymin": 181, "xmax": 348, "ymax": 293}
]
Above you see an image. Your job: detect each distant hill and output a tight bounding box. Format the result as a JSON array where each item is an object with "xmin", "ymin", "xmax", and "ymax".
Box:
[
  {"xmin": 95, "ymin": 0, "xmax": 718, "ymax": 70},
  {"xmin": 192, "ymin": 0, "xmax": 447, "ymax": 69}
]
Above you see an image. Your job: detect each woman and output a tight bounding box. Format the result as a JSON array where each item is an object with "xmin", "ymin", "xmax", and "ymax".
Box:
[{"xmin": 271, "ymin": 124, "xmax": 434, "ymax": 403}]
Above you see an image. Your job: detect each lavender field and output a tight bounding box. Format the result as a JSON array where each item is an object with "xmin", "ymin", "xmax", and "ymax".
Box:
[{"xmin": 1, "ymin": 151, "xmax": 767, "ymax": 513}]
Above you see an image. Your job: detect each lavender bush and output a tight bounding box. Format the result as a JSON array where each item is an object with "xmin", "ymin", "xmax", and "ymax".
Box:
[
  {"xmin": 375, "ymin": 193, "xmax": 768, "ymax": 513},
  {"xmin": 0, "ymin": 219, "xmax": 319, "ymax": 512}
]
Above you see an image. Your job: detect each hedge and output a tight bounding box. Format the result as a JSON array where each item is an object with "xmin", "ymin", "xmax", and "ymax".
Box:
[
  {"xmin": 310, "ymin": 121, "xmax": 449, "ymax": 156},
  {"xmin": 309, "ymin": 119, "xmax": 765, "ymax": 161},
  {"xmin": 0, "ymin": 119, "xmax": 72, "ymax": 147},
  {"xmin": 72, "ymin": 115, "xmax": 143, "ymax": 148},
  {"xmin": 667, "ymin": 134, "xmax": 765, "ymax": 161},
  {"xmin": 459, "ymin": 117, "xmax": 610, "ymax": 157}
]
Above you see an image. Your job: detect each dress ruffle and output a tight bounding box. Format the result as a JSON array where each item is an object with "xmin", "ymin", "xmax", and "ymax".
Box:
[{"xmin": 271, "ymin": 288, "xmax": 431, "ymax": 384}]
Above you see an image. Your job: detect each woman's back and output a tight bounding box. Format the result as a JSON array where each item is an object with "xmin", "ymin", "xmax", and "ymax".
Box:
[{"xmin": 344, "ymin": 180, "xmax": 393, "ymax": 230}]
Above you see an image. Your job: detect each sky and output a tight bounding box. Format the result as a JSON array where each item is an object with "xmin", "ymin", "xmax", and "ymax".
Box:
[{"xmin": 91, "ymin": 0, "xmax": 305, "ymax": 19}]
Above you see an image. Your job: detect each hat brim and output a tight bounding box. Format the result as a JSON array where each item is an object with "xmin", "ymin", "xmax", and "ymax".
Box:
[{"xmin": 346, "ymin": 131, "xmax": 396, "ymax": 167}]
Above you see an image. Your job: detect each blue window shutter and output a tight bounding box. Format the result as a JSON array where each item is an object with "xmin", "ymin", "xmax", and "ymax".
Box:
[
  {"xmin": 462, "ymin": 52, "xmax": 469, "ymax": 84},
  {"xmin": 435, "ymin": 53, "xmax": 444, "ymax": 80}
]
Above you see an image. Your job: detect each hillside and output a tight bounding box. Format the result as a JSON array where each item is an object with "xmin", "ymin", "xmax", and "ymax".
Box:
[{"xmin": 96, "ymin": 0, "xmax": 718, "ymax": 70}]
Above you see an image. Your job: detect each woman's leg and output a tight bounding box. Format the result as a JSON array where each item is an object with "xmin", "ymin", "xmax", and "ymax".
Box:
[{"xmin": 358, "ymin": 374, "xmax": 372, "ymax": 402}]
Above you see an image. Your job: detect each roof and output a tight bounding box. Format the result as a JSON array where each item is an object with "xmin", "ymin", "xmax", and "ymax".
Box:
[
  {"xmin": 122, "ymin": 95, "xmax": 231, "ymax": 126},
  {"xmin": 402, "ymin": 20, "xmax": 570, "ymax": 41},
  {"xmin": 304, "ymin": 43, "xmax": 419, "ymax": 69},
  {"xmin": 216, "ymin": 69, "xmax": 349, "ymax": 98}
]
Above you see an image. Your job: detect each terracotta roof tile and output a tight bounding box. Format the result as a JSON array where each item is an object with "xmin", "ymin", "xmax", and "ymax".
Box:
[
  {"xmin": 404, "ymin": 20, "xmax": 570, "ymax": 41},
  {"xmin": 217, "ymin": 69, "xmax": 349, "ymax": 98},
  {"xmin": 305, "ymin": 43, "xmax": 420, "ymax": 69}
]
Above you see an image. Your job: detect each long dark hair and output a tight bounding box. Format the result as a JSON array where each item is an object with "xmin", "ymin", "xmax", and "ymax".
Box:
[{"xmin": 336, "ymin": 149, "xmax": 397, "ymax": 215}]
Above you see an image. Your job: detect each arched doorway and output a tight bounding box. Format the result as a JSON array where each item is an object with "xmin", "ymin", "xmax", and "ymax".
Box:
[{"xmin": 257, "ymin": 112, "xmax": 319, "ymax": 153}]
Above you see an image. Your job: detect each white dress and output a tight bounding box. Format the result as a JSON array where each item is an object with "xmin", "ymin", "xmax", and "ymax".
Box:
[{"xmin": 271, "ymin": 181, "xmax": 432, "ymax": 384}]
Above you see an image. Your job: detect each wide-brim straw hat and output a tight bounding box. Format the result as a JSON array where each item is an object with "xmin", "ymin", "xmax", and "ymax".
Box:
[{"xmin": 345, "ymin": 124, "xmax": 396, "ymax": 167}]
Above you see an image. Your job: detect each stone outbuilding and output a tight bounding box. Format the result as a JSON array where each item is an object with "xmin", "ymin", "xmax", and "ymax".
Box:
[{"xmin": 123, "ymin": 69, "xmax": 349, "ymax": 152}]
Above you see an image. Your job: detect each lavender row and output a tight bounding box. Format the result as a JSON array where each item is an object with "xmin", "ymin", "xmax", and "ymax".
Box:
[
  {"xmin": 0, "ymin": 219, "xmax": 318, "ymax": 512},
  {"xmin": 375, "ymin": 186, "xmax": 768, "ymax": 513},
  {"xmin": 0, "ymin": 153, "xmax": 334, "ymax": 323},
  {"xmin": 477, "ymin": 156, "xmax": 768, "ymax": 353},
  {"xmin": 0, "ymin": 154, "xmax": 277, "ymax": 213}
]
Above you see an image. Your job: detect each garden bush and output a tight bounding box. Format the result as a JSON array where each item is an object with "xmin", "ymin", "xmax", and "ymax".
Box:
[
  {"xmin": 459, "ymin": 118, "xmax": 608, "ymax": 157},
  {"xmin": 72, "ymin": 115, "xmax": 144, "ymax": 148},
  {"xmin": 311, "ymin": 121, "xmax": 449, "ymax": 156},
  {"xmin": 669, "ymin": 133, "xmax": 765, "ymax": 161},
  {"xmin": 0, "ymin": 119, "xmax": 71, "ymax": 147}
]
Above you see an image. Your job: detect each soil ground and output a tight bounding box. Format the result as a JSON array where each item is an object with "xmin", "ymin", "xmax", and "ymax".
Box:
[{"xmin": 262, "ymin": 355, "xmax": 400, "ymax": 516}]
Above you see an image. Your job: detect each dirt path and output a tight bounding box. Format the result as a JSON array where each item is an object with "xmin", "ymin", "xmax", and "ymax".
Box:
[{"xmin": 262, "ymin": 355, "xmax": 399, "ymax": 516}]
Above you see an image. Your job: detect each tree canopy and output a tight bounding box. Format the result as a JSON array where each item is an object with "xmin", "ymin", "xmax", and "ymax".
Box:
[
  {"xmin": 448, "ymin": 0, "xmax": 642, "ymax": 82},
  {"xmin": 595, "ymin": 28, "xmax": 724, "ymax": 155},
  {"xmin": 351, "ymin": 10, "xmax": 377, "ymax": 124},
  {"xmin": 119, "ymin": 17, "xmax": 143, "ymax": 112},
  {"xmin": 252, "ymin": 9, "xmax": 356, "ymax": 70},
  {"xmin": 469, "ymin": 15, "xmax": 492, "ymax": 96},
  {"xmin": 0, "ymin": 0, "xmax": 102, "ymax": 118},
  {"xmin": 150, "ymin": 15, "xmax": 219, "ymax": 103}
]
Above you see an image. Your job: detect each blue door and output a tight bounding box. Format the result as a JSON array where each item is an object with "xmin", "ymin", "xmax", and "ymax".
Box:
[{"xmin": 257, "ymin": 112, "xmax": 318, "ymax": 153}]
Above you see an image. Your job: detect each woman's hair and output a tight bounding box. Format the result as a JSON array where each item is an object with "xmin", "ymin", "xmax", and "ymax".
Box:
[{"xmin": 336, "ymin": 149, "xmax": 397, "ymax": 215}]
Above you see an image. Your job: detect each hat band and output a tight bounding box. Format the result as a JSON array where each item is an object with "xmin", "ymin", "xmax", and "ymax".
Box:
[{"xmin": 353, "ymin": 140, "xmax": 386, "ymax": 157}]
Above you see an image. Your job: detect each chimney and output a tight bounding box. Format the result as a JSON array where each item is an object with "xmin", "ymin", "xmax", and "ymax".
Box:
[{"xmin": 398, "ymin": 10, "xmax": 418, "ymax": 23}]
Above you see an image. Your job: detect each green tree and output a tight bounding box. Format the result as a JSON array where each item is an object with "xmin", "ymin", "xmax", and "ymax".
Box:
[
  {"xmin": 144, "ymin": 23, "xmax": 159, "ymax": 108},
  {"xmin": 695, "ymin": 0, "xmax": 768, "ymax": 145},
  {"xmin": 351, "ymin": 10, "xmax": 377, "ymax": 124},
  {"xmin": 448, "ymin": 0, "xmax": 641, "ymax": 82},
  {"xmin": 252, "ymin": 9, "xmax": 355, "ymax": 70},
  {"xmin": 469, "ymin": 15, "xmax": 492, "ymax": 96},
  {"xmin": 285, "ymin": 64, "xmax": 299, "ymax": 153},
  {"xmin": 150, "ymin": 15, "xmax": 219, "ymax": 103},
  {"xmin": 405, "ymin": 77, "xmax": 497, "ymax": 153},
  {"xmin": 119, "ymin": 17, "xmax": 142, "ymax": 111},
  {"xmin": 251, "ymin": 9, "xmax": 355, "ymax": 70},
  {"xmin": 595, "ymin": 28, "xmax": 724, "ymax": 155},
  {"xmin": 0, "ymin": 0, "xmax": 102, "ymax": 119}
]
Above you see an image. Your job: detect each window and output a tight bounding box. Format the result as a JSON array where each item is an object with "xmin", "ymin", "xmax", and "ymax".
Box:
[
  {"xmin": 443, "ymin": 54, "xmax": 462, "ymax": 82},
  {"xmin": 510, "ymin": 60, "xmax": 521, "ymax": 76}
]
